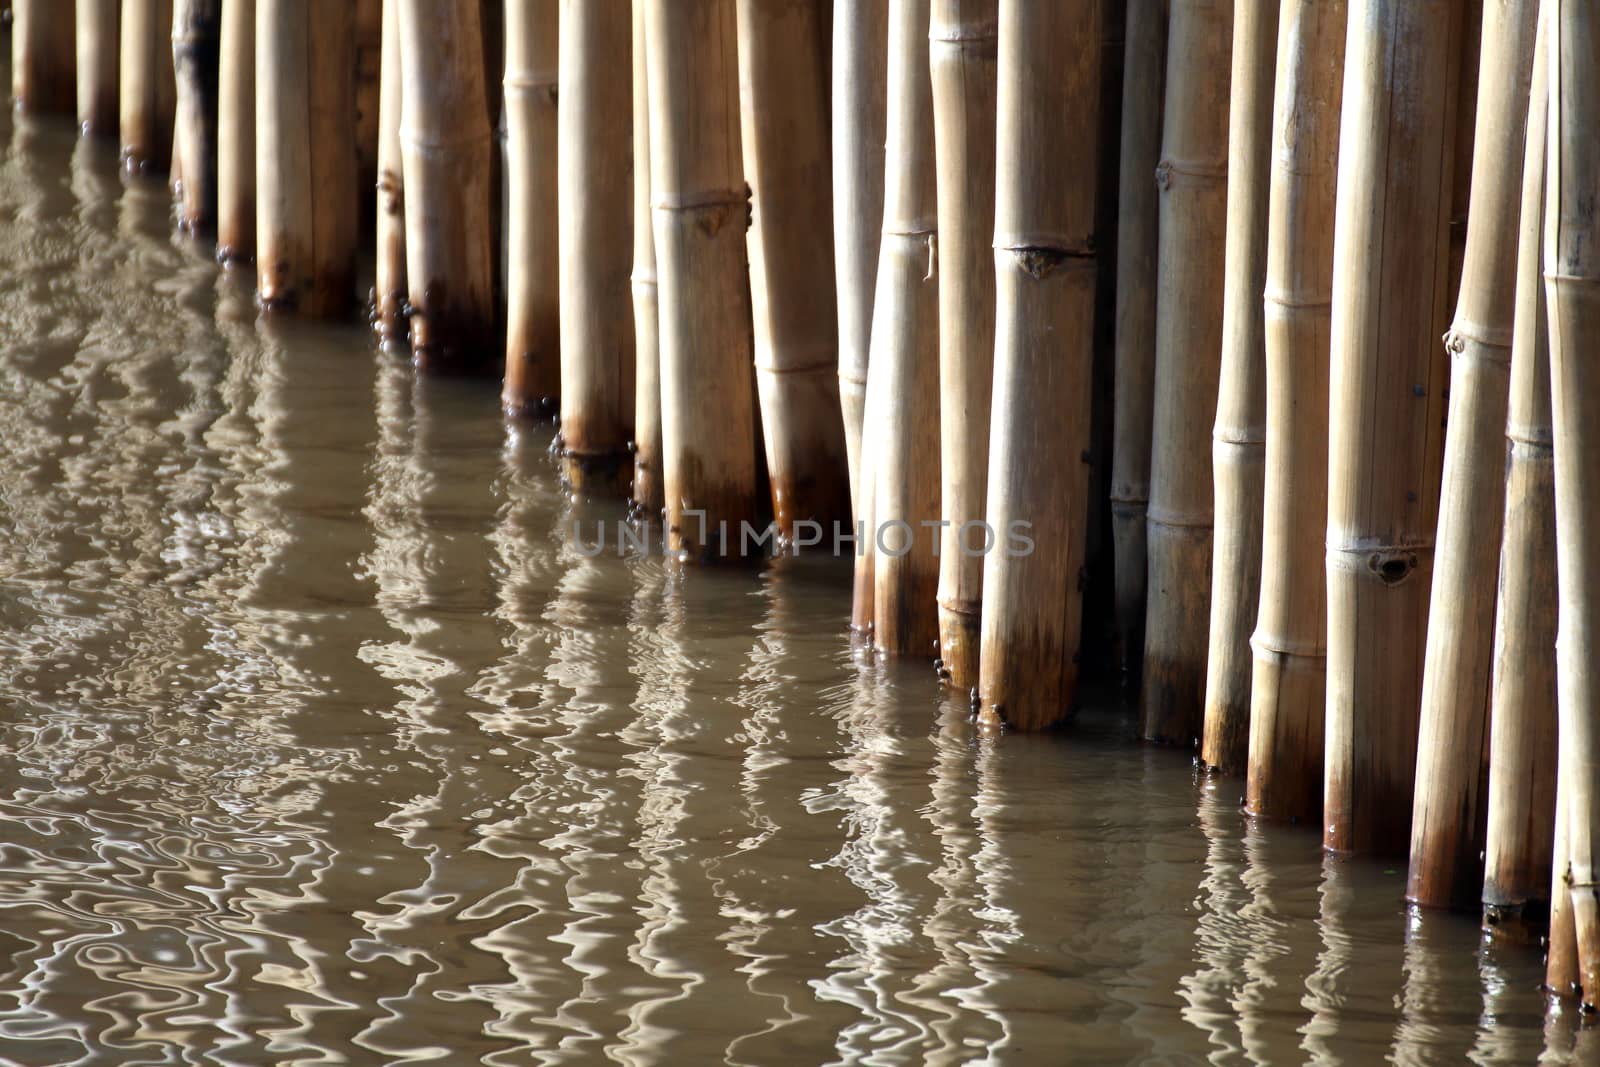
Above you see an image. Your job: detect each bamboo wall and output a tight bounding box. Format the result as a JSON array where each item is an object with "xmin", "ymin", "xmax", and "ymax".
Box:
[{"xmin": 9, "ymin": 0, "xmax": 1599, "ymax": 1012}]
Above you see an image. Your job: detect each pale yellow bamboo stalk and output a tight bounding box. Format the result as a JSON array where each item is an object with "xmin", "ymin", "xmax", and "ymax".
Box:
[
  {"xmin": 216, "ymin": 0, "xmax": 254, "ymax": 262},
  {"xmin": 398, "ymin": 0, "xmax": 496, "ymax": 367},
  {"xmin": 374, "ymin": 0, "xmax": 405, "ymax": 341},
  {"xmin": 76, "ymin": 0, "xmax": 119, "ymax": 134},
  {"xmin": 1409, "ymin": 0, "xmax": 1540, "ymax": 911},
  {"xmin": 1548, "ymin": 753, "xmax": 1578, "ymax": 992},
  {"xmin": 1111, "ymin": 0, "xmax": 1167, "ymax": 681},
  {"xmin": 502, "ymin": 0, "xmax": 560, "ymax": 414},
  {"xmin": 976, "ymin": 0, "xmax": 1100, "ymax": 730},
  {"xmin": 172, "ymin": 0, "xmax": 220, "ymax": 233},
  {"xmin": 929, "ymin": 0, "xmax": 997, "ymax": 690},
  {"xmin": 14, "ymin": 0, "xmax": 77, "ymax": 115},
  {"xmin": 120, "ymin": 0, "xmax": 175, "ymax": 172},
  {"xmin": 868, "ymin": 0, "xmax": 940, "ymax": 655},
  {"xmin": 1201, "ymin": 0, "xmax": 1276, "ymax": 775},
  {"xmin": 1546, "ymin": 0, "xmax": 1600, "ymax": 1005},
  {"xmin": 643, "ymin": 0, "xmax": 760, "ymax": 561},
  {"xmin": 738, "ymin": 0, "xmax": 850, "ymax": 541},
  {"xmin": 1141, "ymin": 0, "xmax": 1232, "ymax": 746},
  {"xmin": 1246, "ymin": 0, "xmax": 1345, "ymax": 825},
  {"xmin": 256, "ymin": 0, "xmax": 358, "ymax": 317},
  {"xmin": 630, "ymin": 0, "xmax": 662, "ymax": 516},
  {"xmin": 1325, "ymin": 0, "xmax": 1461, "ymax": 856},
  {"xmin": 557, "ymin": 0, "xmax": 634, "ymax": 491},
  {"xmin": 1484, "ymin": 4, "xmax": 1554, "ymax": 927}
]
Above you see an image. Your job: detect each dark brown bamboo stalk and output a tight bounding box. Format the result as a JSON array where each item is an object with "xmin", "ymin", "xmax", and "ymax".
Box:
[
  {"xmin": 630, "ymin": 0, "xmax": 662, "ymax": 517},
  {"xmin": 76, "ymin": 0, "xmax": 119, "ymax": 134},
  {"xmin": 557, "ymin": 0, "xmax": 634, "ymax": 490},
  {"xmin": 216, "ymin": 0, "xmax": 254, "ymax": 262},
  {"xmin": 1201, "ymin": 0, "xmax": 1276, "ymax": 775},
  {"xmin": 120, "ymin": 0, "xmax": 176, "ymax": 172},
  {"xmin": 502, "ymin": 0, "xmax": 560, "ymax": 413},
  {"xmin": 1484, "ymin": 3, "xmax": 1554, "ymax": 929},
  {"xmin": 1110, "ymin": 0, "xmax": 1167, "ymax": 681},
  {"xmin": 355, "ymin": 0, "xmax": 381, "ymax": 227},
  {"xmin": 1408, "ymin": 0, "xmax": 1540, "ymax": 911},
  {"xmin": 374, "ymin": 0, "xmax": 405, "ymax": 341},
  {"xmin": 976, "ymin": 0, "xmax": 1101, "ymax": 730},
  {"xmin": 1245, "ymin": 0, "xmax": 1345, "ymax": 825},
  {"xmin": 738, "ymin": 0, "xmax": 850, "ymax": 541},
  {"xmin": 643, "ymin": 0, "xmax": 760, "ymax": 561},
  {"xmin": 13, "ymin": 0, "xmax": 77, "ymax": 115},
  {"xmin": 929, "ymin": 0, "xmax": 997, "ymax": 689},
  {"xmin": 256, "ymin": 0, "xmax": 358, "ymax": 317},
  {"xmin": 1325, "ymin": 0, "xmax": 1461, "ymax": 856},
  {"xmin": 397, "ymin": 0, "xmax": 496, "ymax": 367},
  {"xmin": 1141, "ymin": 0, "xmax": 1232, "ymax": 746},
  {"xmin": 172, "ymin": 0, "xmax": 221, "ymax": 233}
]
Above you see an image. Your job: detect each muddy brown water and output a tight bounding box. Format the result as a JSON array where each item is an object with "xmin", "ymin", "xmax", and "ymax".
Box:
[{"xmin": 0, "ymin": 108, "xmax": 1589, "ymax": 1067}]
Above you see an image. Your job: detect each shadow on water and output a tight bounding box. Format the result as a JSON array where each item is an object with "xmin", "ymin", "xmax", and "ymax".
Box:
[{"xmin": 0, "ymin": 83, "xmax": 1591, "ymax": 1067}]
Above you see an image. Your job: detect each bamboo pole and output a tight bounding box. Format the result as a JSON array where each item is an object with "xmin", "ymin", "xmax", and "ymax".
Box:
[
  {"xmin": 397, "ymin": 0, "xmax": 496, "ymax": 368},
  {"xmin": 1200, "ymin": 0, "xmax": 1276, "ymax": 775},
  {"xmin": 929, "ymin": 0, "xmax": 997, "ymax": 689},
  {"xmin": 1546, "ymin": 0, "xmax": 1600, "ymax": 1006},
  {"xmin": 1140, "ymin": 0, "xmax": 1232, "ymax": 746},
  {"xmin": 1548, "ymin": 752, "xmax": 1579, "ymax": 993},
  {"xmin": 556, "ymin": 0, "xmax": 634, "ymax": 491},
  {"xmin": 738, "ymin": 0, "xmax": 850, "ymax": 541},
  {"xmin": 76, "ymin": 0, "xmax": 119, "ymax": 135},
  {"xmin": 867, "ymin": 0, "xmax": 940, "ymax": 655},
  {"xmin": 976, "ymin": 0, "xmax": 1100, "ymax": 730},
  {"xmin": 502, "ymin": 0, "xmax": 560, "ymax": 414},
  {"xmin": 216, "ymin": 0, "xmax": 254, "ymax": 262},
  {"xmin": 834, "ymin": 0, "xmax": 889, "ymax": 520},
  {"xmin": 1484, "ymin": 6, "xmax": 1555, "ymax": 929},
  {"xmin": 1325, "ymin": 0, "xmax": 1460, "ymax": 856},
  {"xmin": 355, "ymin": 0, "xmax": 381, "ymax": 230},
  {"xmin": 1245, "ymin": 0, "xmax": 1345, "ymax": 825},
  {"xmin": 1111, "ymin": 0, "xmax": 1167, "ymax": 682},
  {"xmin": 374, "ymin": 0, "xmax": 405, "ymax": 342},
  {"xmin": 13, "ymin": 0, "xmax": 77, "ymax": 115},
  {"xmin": 120, "ymin": 0, "xmax": 175, "ymax": 172},
  {"xmin": 1408, "ymin": 0, "xmax": 1540, "ymax": 911},
  {"xmin": 630, "ymin": 0, "xmax": 662, "ymax": 517},
  {"xmin": 643, "ymin": 0, "xmax": 760, "ymax": 561},
  {"xmin": 172, "ymin": 0, "xmax": 221, "ymax": 234},
  {"xmin": 256, "ymin": 0, "xmax": 358, "ymax": 317}
]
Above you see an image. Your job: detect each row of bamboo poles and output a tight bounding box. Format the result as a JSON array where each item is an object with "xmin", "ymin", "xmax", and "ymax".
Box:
[{"xmin": 7, "ymin": 0, "xmax": 1600, "ymax": 1010}]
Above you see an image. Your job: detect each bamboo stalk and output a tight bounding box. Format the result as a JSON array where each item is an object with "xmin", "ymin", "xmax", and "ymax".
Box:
[
  {"xmin": 1245, "ymin": 0, "xmax": 1345, "ymax": 825},
  {"xmin": 929, "ymin": 0, "xmax": 997, "ymax": 690},
  {"xmin": 556, "ymin": 0, "xmax": 634, "ymax": 491},
  {"xmin": 867, "ymin": 0, "xmax": 940, "ymax": 655},
  {"xmin": 397, "ymin": 0, "xmax": 496, "ymax": 368},
  {"xmin": 976, "ymin": 0, "xmax": 1100, "ymax": 730},
  {"xmin": 630, "ymin": 0, "xmax": 662, "ymax": 517},
  {"xmin": 738, "ymin": 0, "xmax": 850, "ymax": 541},
  {"xmin": 216, "ymin": 0, "xmax": 254, "ymax": 262},
  {"xmin": 643, "ymin": 0, "xmax": 759, "ymax": 561},
  {"xmin": 1325, "ymin": 0, "xmax": 1461, "ymax": 856},
  {"xmin": 374, "ymin": 0, "xmax": 405, "ymax": 341},
  {"xmin": 256, "ymin": 0, "xmax": 358, "ymax": 317},
  {"xmin": 120, "ymin": 0, "xmax": 176, "ymax": 172},
  {"xmin": 502, "ymin": 0, "xmax": 560, "ymax": 414},
  {"xmin": 13, "ymin": 0, "xmax": 77, "ymax": 115},
  {"xmin": 76, "ymin": 0, "xmax": 119, "ymax": 134},
  {"xmin": 1546, "ymin": 0, "xmax": 1600, "ymax": 1007},
  {"xmin": 1140, "ymin": 0, "xmax": 1232, "ymax": 746},
  {"xmin": 1111, "ymin": 0, "xmax": 1167, "ymax": 682},
  {"xmin": 1409, "ymin": 0, "xmax": 1540, "ymax": 911},
  {"xmin": 834, "ymin": 0, "xmax": 889, "ymax": 522},
  {"xmin": 355, "ymin": 0, "xmax": 381, "ymax": 233},
  {"xmin": 1548, "ymin": 749, "xmax": 1579, "ymax": 992},
  {"xmin": 1201, "ymin": 0, "xmax": 1276, "ymax": 774},
  {"xmin": 172, "ymin": 0, "xmax": 221, "ymax": 234},
  {"xmin": 1484, "ymin": 4, "xmax": 1555, "ymax": 930}
]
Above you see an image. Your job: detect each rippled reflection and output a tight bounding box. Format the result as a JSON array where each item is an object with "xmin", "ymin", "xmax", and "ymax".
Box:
[{"xmin": 0, "ymin": 88, "xmax": 1585, "ymax": 1067}]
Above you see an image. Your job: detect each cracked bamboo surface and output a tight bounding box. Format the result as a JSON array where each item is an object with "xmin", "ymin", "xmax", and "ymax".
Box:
[
  {"xmin": 216, "ymin": 0, "xmax": 254, "ymax": 262},
  {"xmin": 1246, "ymin": 0, "xmax": 1344, "ymax": 825},
  {"xmin": 120, "ymin": 0, "xmax": 175, "ymax": 172},
  {"xmin": 172, "ymin": 0, "xmax": 221, "ymax": 234},
  {"xmin": 631, "ymin": 0, "xmax": 662, "ymax": 517},
  {"xmin": 1324, "ymin": 0, "xmax": 1460, "ymax": 856},
  {"xmin": 930, "ymin": 0, "xmax": 997, "ymax": 690},
  {"xmin": 76, "ymin": 0, "xmax": 119, "ymax": 134},
  {"xmin": 1409, "ymin": 0, "xmax": 1540, "ymax": 912}
]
